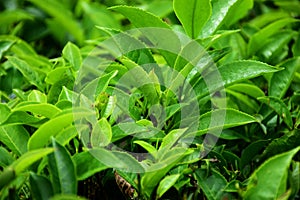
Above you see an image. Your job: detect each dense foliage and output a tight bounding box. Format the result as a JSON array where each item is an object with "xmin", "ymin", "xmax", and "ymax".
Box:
[{"xmin": 0, "ymin": 0, "xmax": 300, "ymax": 199}]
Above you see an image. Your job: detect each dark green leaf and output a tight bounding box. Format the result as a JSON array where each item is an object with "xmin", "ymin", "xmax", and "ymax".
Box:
[
  {"xmin": 247, "ymin": 18, "xmax": 299, "ymax": 55},
  {"xmin": 48, "ymin": 138, "xmax": 77, "ymax": 194},
  {"xmin": 29, "ymin": 173, "xmax": 54, "ymax": 200},
  {"xmin": 73, "ymin": 151, "xmax": 109, "ymax": 180},
  {"xmin": 258, "ymin": 96, "xmax": 293, "ymax": 129},
  {"xmin": 269, "ymin": 57, "xmax": 300, "ymax": 98},
  {"xmin": 194, "ymin": 168, "xmax": 230, "ymax": 200}
]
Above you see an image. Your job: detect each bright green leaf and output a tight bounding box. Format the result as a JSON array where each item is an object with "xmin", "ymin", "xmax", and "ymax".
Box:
[
  {"xmin": 174, "ymin": 0, "xmax": 211, "ymax": 39},
  {"xmin": 243, "ymin": 147, "xmax": 300, "ymax": 199},
  {"xmin": 197, "ymin": 108, "xmax": 258, "ymax": 135},
  {"xmin": 200, "ymin": 0, "xmax": 239, "ymax": 38},
  {"xmin": 91, "ymin": 118, "xmax": 112, "ymax": 147},
  {"xmin": 156, "ymin": 174, "xmax": 180, "ymax": 198},
  {"xmin": 28, "ymin": 108, "xmax": 94, "ymax": 150},
  {"xmin": 62, "ymin": 42, "xmax": 82, "ymax": 71}
]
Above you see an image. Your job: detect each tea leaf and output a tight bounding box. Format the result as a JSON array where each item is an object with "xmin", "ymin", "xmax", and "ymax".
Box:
[
  {"xmin": 0, "ymin": 126, "xmax": 29, "ymax": 155},
  {"xmin": 200, "ymin": 0, "xmax": 239, "ymax": 38},
  {"xmin": 29, "ymin": 173, "xmax": 54, "ymax": 200},
  {"xmin": 91, "ymin": 118, "xmax": 112, "ymax": 147},
  {"xmin": 197, "ymin": 108, "xmax": 258, "ymax": 135},
  {"xmin": 194, "ymin": 60, "xmax": 279, "ymax": 98},
  {"xmin": 243, "ymin": 147, "xmax": 300, "ymax": 199},
  {"xmin": 14, "ymin": 102, "xmax": 62, "ymax": 119},
  {"xmin": 269, "ymin": 57, "xmax": 300, "ymax": 98},
  {"xmin": 258, "ymin": 96, "xmax": 293, "ymax": 129},
  {"xmin": 48, "ymin": 138, "xmax": 77, "ymax": 194},
  {"xmin": 62, "ymin": 42, "xmax": 82, "ymax": 71},
  {"xmin": 73, "ymin": 151, "xmax": 109, "ymax": 180},
  {"xmin": 174, "ymin": 0, "xmax": 211, "ymax": 39},
  {"xmin": 28, "ymin": 108, "xmax": 93, "ymax": 150},
  {"xmin": 156, "ymin": 174, "xmax": 180, "ymax": 198},
  {"xmin": 194, "ymin": 168, "xmax": 229, "ymax": 200},
  {"xmin": 6, "ymin": 56, "xmax": 44, "ymax": 91},
  {"xmin": 248, "ymin": 18, "xmax": 299, "ymax": 55}
]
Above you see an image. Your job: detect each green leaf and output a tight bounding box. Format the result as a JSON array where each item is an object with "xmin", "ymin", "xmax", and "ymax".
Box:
[
  {"xmin": 133, "ymin": 140, "xmax": 157, "ymax": 158},
  {"xmin": 50, "ymin": 194, "xmax": 87, "ymax": 200},
  {"xmin": 197, "ymin": 108, "xmax": 257, "ymax": 135},
  {"xmin": 159, "ymin": 128, "xmax": 187, "ymax": 151},
  {"xmin": 62, "ymin": 42, "xmax": 82, "ymax": 71},
  {"xmin": 223, "ymin": 0, "xmax": 254, "ymax": 27},
  {"xmin": 6, "ymin": 56, "xmax": 44, "ymax": 91},
  {"xmin": 48, "ymin": 138, "xmax": 77, "ymax": 194},
  {"xmin": 28, "ymin": 0, "xmax": 84, "ymax": 44},
  {"xmin": 110, "ymin": 5, "xmax": 170, "ymax": 29},
  {"xmin": 241, "ymin": 140, "xmax": 269, "ymax": 176},
  {"xmin": 194, "ymin": 60, "xmax": 279, "ymax": 98},
  {"xmin": 28, "ymin": 108, "xmax": 93, "ymax": 150},
  {"xmin": 257, "ymin": 31, "xmax": 296, "ymax": 63},
  {"xmin": 249, "ymin": 11, "xmax": 290, "ymax": 28},
  {"xmin": 142, "ymin": 0, "xmax": 173, "ymax": 18},
  {"xmin": 227, "ymin": 89, "xmax": 260, "ymax": 113},
  {"xmin": 46, "ymin": 67, "xmax": 71, "ymax": 85},
  {"xmin": 200, "ymin": 0, "xmax": 239, "ymax": 38},
  {"xmin": 258, "ymin": 96, "xmax": 293, "ymax": 129},
  {"xmin": 0, "ymin": 147, "xmax": 14, "ymax": 168},
  {"xmin": 110, "ymin": 6, "xmax": 180, "ymax": 67},
  {"xmin": 292, "ymin": 33, "xmax": 300, "ymax": 56},
  {"xmin": 0, "ymin": 103, "xmax": 11, "ymax": 123},
  {"xmin": 89, "ymin": 148, "xmax": 145, "ymax": 172},
  {"xmin": 173, "ymin": 0, "xmax": 211, "ymax": 39},
  {"xmin": 269, "ymin": 57, "xmax": 300, "ymax": 98},
  {"xmin": 12, "ymin": 148, "xmax": 54, "ymax": 174},
  {"xmin": 27, "ymin": 90, "xmax": 47, "ymax": 103},
  {"xmin": 248, "ymin": 18, "xmax": 299, "ymax": 55},
  {"xmin": 156, "ymin": 174, "xmax": 180, "ymax": 198},
  {"xmin": 14, "ymin": 102, "xmax": 62, "ymax": 119},
  {"xmin": 194, "ymin": 168, "xmax": 229, "ymax": 200},
  {"xmin": 0, "ymin": 148, "xmax": 54, "ymax": 190},
  {"xmin": 0, "ymin": 9, "xmax": 33, "ymax": 28},
  {"xmin": 227, "ymin": 83, "xmax": 265, "ymax": 99},
  {"xmin": 0, "ymin": 126, "xmax": 29, "ymax": 155},
  {"xmin": 73, "ymin": 151, "xmax": 109, "ymax": 180},
  {"xmin": 243, "ymin": 147, "xmax": 300, "ymax": 199},
  {"xmin": 0, "ymin": 40, "xmax": 15, "ymax": 60},
  {"xmin": 29, "ymin": 173, "xmax": 54, "ymax": 200},
  {"xmin": 141, "ymin": 147, "xmax": 189, "ymax": 198},
  {"xmin": 91, "ymin": 118, "xmax": 112, "ymax": 147},
  {"xmin": 1, "ymin": 111, "xmax": 44, "ymax": 126},
  {"xmin": 81, "ymin": 1, "xmax": 120, "ymax": 27},
  {"xmin": 55, "ymin": 125, "xmax": 79, "ymax": 146}
]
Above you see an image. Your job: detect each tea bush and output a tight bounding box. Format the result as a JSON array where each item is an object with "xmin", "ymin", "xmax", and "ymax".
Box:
[{"xmin": 0, "ymin": 0, "xmax": 300, "ymax": 199}]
